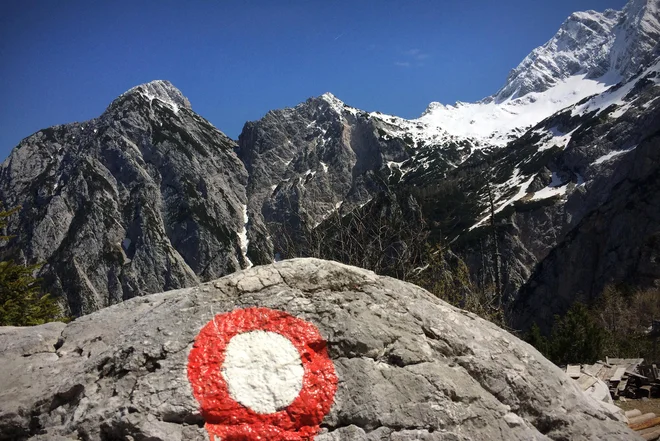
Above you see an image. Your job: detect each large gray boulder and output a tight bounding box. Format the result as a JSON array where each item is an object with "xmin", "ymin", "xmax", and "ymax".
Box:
[{"xmin": 0, "ymin": 259, "xmax": 637, "ymax": 440}]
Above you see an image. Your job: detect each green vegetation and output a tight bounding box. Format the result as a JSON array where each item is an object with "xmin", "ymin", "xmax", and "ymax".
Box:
[
  {"xmin": 0, "ymin": 205, "xmax": 62, "ymax": 326},
  {"xmin": 542, "ymin": 303, "xmax": 605, "ymax": 365},
  {"xmin": 409, "ymin": 245, "xmax": 505, "ymax": 326},
  {"xmin": 527, "ymin": 285, "xmax": 660, "ymax": 365},
  {"xmin": 280, "ymin": 185, "xmax": 507, "ymax": 326}
]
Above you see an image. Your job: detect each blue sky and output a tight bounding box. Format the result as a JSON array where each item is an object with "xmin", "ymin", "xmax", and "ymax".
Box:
[{"xmin": 1, "ymin": 0, "xmax": 626, "ymax": 159}]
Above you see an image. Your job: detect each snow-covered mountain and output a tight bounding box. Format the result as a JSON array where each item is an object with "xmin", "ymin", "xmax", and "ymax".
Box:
[
  {"xmin": 231, "ymin": 0, "xmax": 660, "ymax": 331},
  {"xmin": 417, "ymin": 0, "xmax": 660, "ymax": 145},
  {"xmin": 311, "ymin": 0, "xmax": 660, "ymax": 150}
]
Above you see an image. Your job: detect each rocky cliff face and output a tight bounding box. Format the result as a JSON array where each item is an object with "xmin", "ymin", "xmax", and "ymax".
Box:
[
  {"xmin": 0, "ymin": 80, "xmax": 251, "ymax": 316},
  {"xmin": 0, "ymin": 259, "xmax": 637, "ymax": 440},
  {"xmin": 408, "ymin": 59, "xmax": 660, "ymax": 328},
  {"xmin": 237, "ymin": 93, "xmax": 417, "ymax": 264},
  {"xmin": 484, "ymin": 60, "xmax": 660, "ymax": 329}
]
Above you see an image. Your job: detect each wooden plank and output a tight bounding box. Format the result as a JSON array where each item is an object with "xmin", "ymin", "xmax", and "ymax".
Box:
[
  {"xmin": 584, "ymin": 363, "xmax": 605, "ymax": 377},
  {"xmin": 617, "ymin": 378, "xmax": 629, "ymax": 392},
  {"xmin": 566, "ymin": 365, "xmax": 581, "ymax": 379},
  {"xmin": 627, "ymin": 371, "xmax": 650, "ymax": 380},
  {"xmin": 599, "ymin": 365, "xmax": 618, "ymax": 382},
  {"xmin": 578, "ymin": 375, "xmax": 598, "ymax": 391},
  {"xmin": 640, "ymin": 385, "xmax": 653, "ymax": 398},
  {"xmin": 629, "ymin": 413, "xmax": 657, "ymax": 427},
  {"xmin": 610, "ymin": 367, "xmax": 627, "ymax": 382},
  {"xmin": 631, "ymin": 416, "xmax": 660, "ymax": 432},
  {"xmin": 627, "ymin": 409, "xmax": 643, "ymax": 419}
]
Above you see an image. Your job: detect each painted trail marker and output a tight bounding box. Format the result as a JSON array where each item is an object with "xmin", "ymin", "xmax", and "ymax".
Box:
[{"xmin": 188, "ymin": 307, "xmax": 337, "ymax": 440}]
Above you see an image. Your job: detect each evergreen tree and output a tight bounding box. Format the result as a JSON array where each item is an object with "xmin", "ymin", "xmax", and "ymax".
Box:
[
  {"xmin": 0, "ymin": 205, "xmax": 61, "ymax": 326},
  {"xmin": 548, "ymin": 302, "xmax": 605, "ymax": 365},
  {"xmin": 525, "ymin": 323, "xmax": 550, "ymax": 358}
]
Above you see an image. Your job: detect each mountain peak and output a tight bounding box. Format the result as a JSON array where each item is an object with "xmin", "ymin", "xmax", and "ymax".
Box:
[
  {"xmin": 319, "ymin": 92, "xmax": 348, "ymax": 114},
  {"xmin": 117, "ymin": 80, "xmax": 192, "ymax": 114},
  {"xmin": 492, "ymin": 0, "xmax": 660, "ymax": 102},
  {"xmin": 492, "ymin": 8, "xmax": 621, "ymax": 102},
  {"xmin": 417, "ymin": 0, "xmax": 660, "ymax": 144}
]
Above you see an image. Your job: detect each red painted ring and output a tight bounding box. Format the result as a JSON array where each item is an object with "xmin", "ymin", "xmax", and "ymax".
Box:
[{"xmin": 188, "ymin": 307, "xmax": 337, "ymax": 440}]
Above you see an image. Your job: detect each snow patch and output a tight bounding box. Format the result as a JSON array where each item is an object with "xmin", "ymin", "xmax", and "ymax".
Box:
[
  {"xmin": 573, "ymin": 61, "xmax": 660, "ymax": 118},
  {"xmin": 421, "ymin": 74, "xmax": 610, "ymax": 145},
  {"xmin": 238, "ymin": 204, "xmax": 253, "ymax": 269},
  {"xmin": 143, "ymin": 90, "xmax": 180, "ymax": 114},
  {"xmin": 320, "ymin": 162, "xmax": 328, "ymax": 173},
  {"xmin": 470, "ymin": 170, "xmax": 535, "ymax": 230},
  {"xmin": 531, "ymin": 184, "xmax": 568, "ymax": 201},
  {"xmin": 537, "ymin": 127, "xmax": 576, "ymax": 151},
  {"xmin": 592, "ymin": 146, "xmax": 636, "ymax": 165},
  {"xmin": 321, "ymin": 92, "xmax": 358, "ymax": 118}
]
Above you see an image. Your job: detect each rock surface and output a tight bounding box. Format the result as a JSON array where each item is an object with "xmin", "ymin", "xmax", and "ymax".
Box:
[
  {"xmin": 0, "ymin": 259, "xmax": 638, "ymax": 440},
  {"xmin": 0, "ymin": 80, "xmax": 250, "ymax": 316}
]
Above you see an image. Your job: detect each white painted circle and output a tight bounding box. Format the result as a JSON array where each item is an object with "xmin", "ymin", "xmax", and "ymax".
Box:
[{"xmin": 221, "ymin": 330, "xmax": 305, "ymax": 414}]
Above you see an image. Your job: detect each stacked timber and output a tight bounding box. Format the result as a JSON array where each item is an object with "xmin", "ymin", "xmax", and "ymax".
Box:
[{"xmin": 568, "ymin": 358, "xmax": 650, "ymax": 399}]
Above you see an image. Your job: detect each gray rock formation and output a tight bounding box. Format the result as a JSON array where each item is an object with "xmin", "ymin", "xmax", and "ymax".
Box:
[
  {"xmin": 237, "ymin": 93, "xmax": 413, "ymax": 264},
  {"xmin": 0, "ymin": 259, "xmax": 638, "ymax": 440},
  {"xmin": 0, "ymin": 80, "xmax": 251, "ymax": 316},
  {"xmin": 511, "ymin": 109, "xmax": 660, "ymax": 330},
  {"xmin": 496, "ymin": 61, "xmax": 660, "ymax": 329}
]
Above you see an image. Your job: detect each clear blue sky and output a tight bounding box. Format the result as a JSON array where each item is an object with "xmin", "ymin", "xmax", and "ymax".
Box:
[{"xmin": 0, "ymin": 0, "xmax": 627, "ymax": 159}]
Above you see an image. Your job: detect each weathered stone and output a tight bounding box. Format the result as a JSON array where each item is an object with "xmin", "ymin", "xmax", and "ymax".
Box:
[{"xmin": 0, "ymin": 259, "xmax": 638, "ymax": 440}]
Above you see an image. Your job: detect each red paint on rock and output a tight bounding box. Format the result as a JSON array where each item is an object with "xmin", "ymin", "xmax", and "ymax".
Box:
[{"xmin": 187, "ymin": 307, "xmax": 338, "ymax": 440}]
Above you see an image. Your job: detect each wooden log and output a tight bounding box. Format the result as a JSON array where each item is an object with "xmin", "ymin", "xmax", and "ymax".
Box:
[
  {"xmin": 631, "ymin": 416, "xmax": 660, "ymax": 432},
  {"xmin": 641, "ymin": 428, "xmax": 660, "ymax": 441},
  {"xmin": 627, "ymin": 409, "xmax": 643, "ymax": 419},
  {"xmin": 629, "ymin": 413, "xmax": 657, "ymax": 427},
  {"xmin": 639, "ymin": 424, "xmax": 660, "ymax": 436}
]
